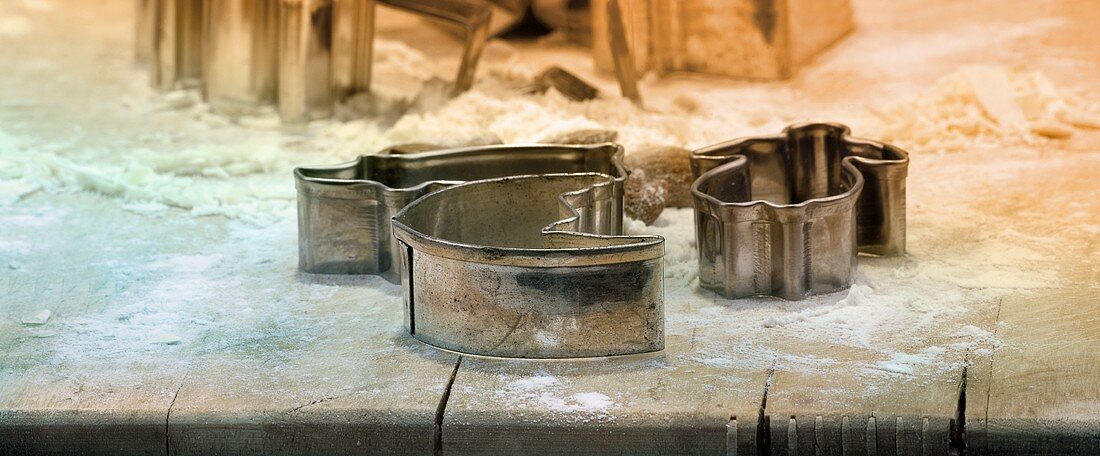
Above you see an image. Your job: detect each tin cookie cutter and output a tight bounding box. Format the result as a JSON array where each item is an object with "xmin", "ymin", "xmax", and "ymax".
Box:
[
  {"xmin": 392, "ymin": 172, "xmax": 665, "ymax": 358},
  {"xmin": 295, "ymin": 143, "xmax": 627, "ymax": 283},
  {"xmin": 691, "ymin": 123, "xmax": 909, "ymax": 300}
]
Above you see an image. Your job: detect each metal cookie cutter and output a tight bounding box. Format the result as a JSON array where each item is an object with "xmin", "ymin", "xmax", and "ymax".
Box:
[
  {"xmin": 691, "ymin": 123, "xmax": 909, "ymax": 300},
  {"xmin": 201, "ymin": 0, "xmax": 280, "ymax": 114},
  {"xmin": 392, "ymin": 173, "xmax": 665, "ymax": 358},
  {"xmin": 149, "ymin": 0, "xmax": 204, "ymax": 90},
  {"xmin": 295, "ymin": 144, "xmax": 626, "ymax": 282},
  {"xmin": 278, "ymin": 0, "xmax": 336, "ymax": 124}
]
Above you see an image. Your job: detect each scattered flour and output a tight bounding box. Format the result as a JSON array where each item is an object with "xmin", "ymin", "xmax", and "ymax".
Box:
[
  {"xmin": 494, "ymin": 372, "xmax": 616, "ymax": 418},
  {"xmin": 21, "ymin": 309, "xmax": 51, "ymax": 326},
  {"xmin": 866, "ymin": 65, "xmax": 1100, "ymax": 150},
  {"xmin": 3, "ymin": 5, "xmax": 1095, "ymax": 413}
]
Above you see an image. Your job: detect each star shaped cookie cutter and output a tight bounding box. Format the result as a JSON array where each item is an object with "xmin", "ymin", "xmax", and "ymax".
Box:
[
  {"xmin": 691, "ymin": 123, "xmax": 909, "ymax": 300},
  {"xmin": 392, "ymin": 172, "xmax": 665, "ymax": 358},
  {"xmin": 294, "ymin": 143, "xmax": 629, "ymax": 283}
]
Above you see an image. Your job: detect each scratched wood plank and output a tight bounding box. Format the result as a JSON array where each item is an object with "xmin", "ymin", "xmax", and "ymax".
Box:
[
  {"xmin": 166, "ymin": 278, "xmax": 460, "ymax": 456},
  {"xmin": 966, "ymin": 288, "xmax": 1100, "ymax": 455},
  {"xmin": 0, "ymin": 191, "xmax": 224, "ymax": 454},
  {"xmin": 764, "ymin": 339, "xmax": 969, "ymax": 456},
  {"xmin": 442, "ymin": 289, "xmax": 772, "ymax": 456},
  {"xmin": 760, "ymin": 131, "xmax": 1100, "ymax": 455},
  {"xmin": 0, "ymin": 276, "xmax": 174, "ymax": 456},
  {"xmin": 0, "ymin": 192, "xmax": 459, "ymax": 456},
  {"xmin": 961, "ymin": 130, "xmax": 1100, "ymax": 455}
]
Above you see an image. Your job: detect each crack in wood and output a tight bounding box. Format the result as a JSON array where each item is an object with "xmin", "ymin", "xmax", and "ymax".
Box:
[
  {"xmin": 288, "ymin": 395, "xmax": 340, "ymax": 414},
  {"xmin": 726, "ymin": 416, "xmax": 737, "ymax": 456},
  {"xmin": 757, "ymin": 368, "xmax": 774, "ymax": 456},
  {"xmin": 165, "ymin": 384, "xmax": 182, "ymax": 456},
  {"xmin": 434, "ymin": 356, "xmax": 463, "ymax": 456}
]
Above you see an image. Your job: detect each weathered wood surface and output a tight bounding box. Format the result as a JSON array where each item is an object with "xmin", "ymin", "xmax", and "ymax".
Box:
[
  {"xmin": 2, "ymin": 0, "xmax": 1100, "ymax": 454},
  {"xmin": 442, "ymin": 300, "xmax": 771, "ymax": 456},
  {"xmin": 963, "ymin": 143, "xmax": 1100, "ymax": 455}
]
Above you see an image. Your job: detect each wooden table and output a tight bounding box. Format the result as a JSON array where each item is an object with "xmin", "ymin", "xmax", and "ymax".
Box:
[{"xmin": 0, "ymin": 0, "xmax": 1097, "ymax": 454}]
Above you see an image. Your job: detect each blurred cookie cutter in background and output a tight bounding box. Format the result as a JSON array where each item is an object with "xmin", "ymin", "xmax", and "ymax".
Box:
[
  {"xmin": 139, "ymin": 0, "xmax": 493, "ymax": 122},
  {"xmin": 691, "ymin": 123, "xmax": 908, "ymax": 301},
  {"xmin": 392, "ymin": 172, "xmax": 665, "ymax": 358},
  {"xmin": 295, "ymin": 143, "xmax": 627, "ymax": 283},
  {"xmin": 146, "ymin": 0, "xmax": 205, "ymax": 90},
  {"xmin": 201, "ymin": 0, "xmax": 280, "ymax": 114}
]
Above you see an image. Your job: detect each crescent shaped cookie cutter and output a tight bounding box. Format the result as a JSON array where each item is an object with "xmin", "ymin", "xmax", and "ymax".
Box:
[
  {"xmin": 690, "ymin": 123, "xmax": 909, "ymax": 300},
  {"xmin": 295, "ymin": 144, "xmax": 628, "ymax": 282},
  {"xmin": 392, "ymin": 172, "xmax": 665, "ymax": 359}
]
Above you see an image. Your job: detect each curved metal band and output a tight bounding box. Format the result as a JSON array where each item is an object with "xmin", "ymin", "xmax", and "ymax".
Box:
[
  {"xmin": 392, "ymin": 173, "xmax": 665, "ymax": 359},
  {"xmin": 690, "ymin": 122, "xmax": 909, "ymax": 300},
  {"xmin": 295, "ymin": 143, "xmax": 627, "ymax": 282}
]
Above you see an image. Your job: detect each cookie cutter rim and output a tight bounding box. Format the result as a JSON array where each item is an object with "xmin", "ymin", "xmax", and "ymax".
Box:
[
  {"xmin": 690, "ymin": 122, "xmax": 909, "ymax": 300},
  {"xmin": 392, "ymin": 172, "xmax": 665, "ymax": 359},
  {"xmin": 295, "ymin": 143, "xmax": 629, "ymax": 282}
]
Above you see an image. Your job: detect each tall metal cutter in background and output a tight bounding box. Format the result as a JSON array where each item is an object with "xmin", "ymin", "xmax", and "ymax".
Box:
[{"xmin": 137, "ymin": 0, "xmax": 493, "ymax": 123}]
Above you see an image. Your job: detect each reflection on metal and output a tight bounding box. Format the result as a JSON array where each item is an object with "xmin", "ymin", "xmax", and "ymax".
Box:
[
  {"xmin": 393, "ymin": 172, "xmax": 664, "ymax": 358},
  {"xmin": 691, "ymin": 123, "xmax": 908, "ymax": 300},
  {"xmin": 142, "ymin": 0, "xmax": 492, "ymax": 121},
  {"xmin": 278, "ymin": 0, "xmax": 335, "ymax": 123},
  {"xmin": 331, "ymin": 0, "xmax": 374, "ymax": 99},
  {"xmin": 150, "ymin": 0, "xmax": 204, "ymax": 89},
  {"xmin": 295, "ymin": 144, "xmax": 627, "ymax": 283},
  {"xmin": 135, "ymin": 0, "xmax": 156, "ymax": 65},
  {"xmin": 201, "ymin": 0, "xmax": 279, "ymax": 114}
]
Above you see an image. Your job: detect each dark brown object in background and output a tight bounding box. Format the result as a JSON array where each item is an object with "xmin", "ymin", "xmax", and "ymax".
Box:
[
  {"xmin": 537, "ymin": 129, "xmax": 617, "ymax": 145},
  {"xmin": 532, "ymin": 0, "xmax": 592, "ymax": 44},
  {"xmin": 625, "ymin": 145, "xmax": 694, "ymax": 207},
  {"xmin": 624, "ymin": 168, "xmax": 669, "ymax": 224},
  {"xmin": 524, "ymin": 66, "xmax": 600, "ymax": 101}
]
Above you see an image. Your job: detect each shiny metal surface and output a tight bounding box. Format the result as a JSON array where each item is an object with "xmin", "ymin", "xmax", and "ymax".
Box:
[
  {"xmin": 691, "ymin": 123, "xmax": 908, "ymax": 300},
  {"xmin": 392, "ymin": 172, "xmax": 664, "ymax": 359},
  {"xmin": 145, "ymin": 0, "xmax": 491, "ymax": 119},
  {"xmin": 331, "ymin": 0, "xmax": 374, "ymax": 99},
  {"xmin": 201, "ymin": 0, "xmax": 279, "ymax": 115},
  {"xmin": 278, "ymin": 0, "xmax": 335, "ymax": 123},
  {"xmin": 295, "ymin": 144, "xmax": 627, "ymax": 282},
  {"xmin": 151, "ymin": 0, "xmax": 204, "ymax": 89}
]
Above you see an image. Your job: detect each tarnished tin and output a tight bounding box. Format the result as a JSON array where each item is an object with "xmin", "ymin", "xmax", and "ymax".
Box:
[
  {"xmin": 392, "ymin": 173, "xmax": 665, "ymax": 358},
  {"xmin": 691, "ymin": 123, "xmax": 908, "ymax": 300},
  {"xmin": 295, "ymin": 144, "xmax": 627, "ymax": 282}
]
